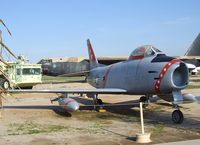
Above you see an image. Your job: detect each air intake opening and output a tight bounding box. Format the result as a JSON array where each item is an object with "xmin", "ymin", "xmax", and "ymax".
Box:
[{"xmin": 172, "ymin": 63, "xmax": 188, "ymax": 87}]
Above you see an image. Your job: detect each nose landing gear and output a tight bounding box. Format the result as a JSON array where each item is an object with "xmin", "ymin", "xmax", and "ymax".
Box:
[
  {"xmin": 172, "ymin": 104, "xmax": 184, "ymax": 124},
  {"xmin": 139, "ymin": 95, "xmax": 152, "ymax": 108},
  {"xmin": 172, "ymin": 109, "xmax": 184, "ymax": 124}
]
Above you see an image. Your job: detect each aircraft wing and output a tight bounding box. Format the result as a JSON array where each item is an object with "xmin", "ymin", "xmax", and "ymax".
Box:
[{"xmin": 8, "ymin": 88, "xmax": 127, "ymax": 94}]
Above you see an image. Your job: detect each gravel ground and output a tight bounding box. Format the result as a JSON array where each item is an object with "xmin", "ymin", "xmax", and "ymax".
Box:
[{"xmin": 0, "ymin": 82, "xmax": 199, "ymax": 145}]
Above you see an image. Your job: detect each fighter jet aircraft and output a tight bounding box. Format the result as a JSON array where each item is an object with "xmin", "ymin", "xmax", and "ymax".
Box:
[{"xmin": 7, "ymin": 39, "xmax": 200, "ymax": 124}]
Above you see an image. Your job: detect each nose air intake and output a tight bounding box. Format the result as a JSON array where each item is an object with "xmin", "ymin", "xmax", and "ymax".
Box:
[{"xmin": 172, "ymin": 63, "xmax": 188, "ymax": 89}]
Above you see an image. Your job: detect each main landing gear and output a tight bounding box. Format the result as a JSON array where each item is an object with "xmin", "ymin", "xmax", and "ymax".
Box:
[
  {"xmin": 139, "ymin": 95, "xmax": 152, "ymax": 103},
  {"xmin": 172, "ymin": 105, "xmax": 184, "ymax": 124},
  {"xmin": 139, "ymin": 95, "xmax": 152, "ymax": 108},
  {"xmin": 139, "ymin": 96, "xmax": 148, "ymax": 102},
  {"xmin": 92, "ymin": 94, "xmax": 104, "ymax": 111}
]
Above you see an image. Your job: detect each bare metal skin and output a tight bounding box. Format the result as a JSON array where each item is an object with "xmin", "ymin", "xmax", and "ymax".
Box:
[
  {"xmin": 8, "ymin": 39, "xmax": 200, "ymax": 124},
  {"xmin": 87, "ymin": 41, "xmax": 188, "ymax": 100}
]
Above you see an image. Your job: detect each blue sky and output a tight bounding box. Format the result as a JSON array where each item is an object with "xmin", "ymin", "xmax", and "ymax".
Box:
[{"xmin": 0, "ymin": 0, "xmax": 200, "ymax": 62}]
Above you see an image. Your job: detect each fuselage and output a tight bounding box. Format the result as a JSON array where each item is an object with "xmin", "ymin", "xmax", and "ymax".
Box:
[{"xmin": 87, "ymin": 54, "xmax": 189, "ymax": 95}]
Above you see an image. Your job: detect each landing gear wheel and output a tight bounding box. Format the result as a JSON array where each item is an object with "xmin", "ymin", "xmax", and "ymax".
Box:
[
  {"xmin": 95, "ymin": 99, "xmax": 104, "ymax": 111},
  {"xmin": 2, "ymin": 80, "xmax": 10, "ymax": 90},
  {"xmin": 172, "ymin": 110, "xmax": 184, "ymax": 124},
  {"xmin": 139, "ymin": 96, "xmax": 147, "ymax": 102},
  {"xmin": 97, "ymin": 99, "xmax": 103, "ymax": 105},
  {"xmin": 139, "ymin": 96, "xmax": 149, "ymax": 108},
  {"xmin": 93, "ymin": 97, "xmax": 104, "ymax": 111}
]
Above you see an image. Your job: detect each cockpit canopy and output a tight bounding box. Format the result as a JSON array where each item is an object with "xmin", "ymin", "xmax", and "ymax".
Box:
[{"xmin": 128, "ymin": 45, "xmax": 162, "ymax": 60}]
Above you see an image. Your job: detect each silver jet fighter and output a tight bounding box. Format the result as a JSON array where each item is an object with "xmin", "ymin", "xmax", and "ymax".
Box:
[{"xmin": 8, "ymin": 39, "xmax": 200, "ymax": 124}]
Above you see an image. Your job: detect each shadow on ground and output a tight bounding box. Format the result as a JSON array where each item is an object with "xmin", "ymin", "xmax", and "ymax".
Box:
[{"xmin": 3, "ymin": 96, "xmax": 200, "ymax": 133}]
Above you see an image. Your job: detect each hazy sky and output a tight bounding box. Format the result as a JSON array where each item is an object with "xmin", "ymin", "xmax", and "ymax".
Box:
[{"xmin": 0, "ymin": 0, "xmax": 200, "ymax": 63}]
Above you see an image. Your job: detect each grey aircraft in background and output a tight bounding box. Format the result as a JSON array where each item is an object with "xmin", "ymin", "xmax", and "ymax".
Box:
[
  {"xmin": 8, "ymin": 39, "xmax": 200, "ymax": 124},
  {"xmin": 40, "ymin": 33, "xmax": 200, "ymax": 76}
]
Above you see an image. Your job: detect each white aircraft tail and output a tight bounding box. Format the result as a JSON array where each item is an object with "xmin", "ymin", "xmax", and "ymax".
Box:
[{"xmin": 87, "ymin": 39, "xmax": 99, "ymax": 69}]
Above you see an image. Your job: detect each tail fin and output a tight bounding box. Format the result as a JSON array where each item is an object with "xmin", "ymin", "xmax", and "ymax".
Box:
[
  {"xmin": 185, "ymin": 33, "xmax": 200, "ymax": 56},
  {"xmin": 87, "ymin": 39, "xmax": 99, "ymax": 69}
]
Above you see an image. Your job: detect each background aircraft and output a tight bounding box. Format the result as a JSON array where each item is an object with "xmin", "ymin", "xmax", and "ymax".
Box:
[
  {"xmin": 7, "ymin": 39, "xmax": 200, "ymax": 124},
  {"xmin": 39, "ymin": 33, "xmax": 200, "ymax": 76}
]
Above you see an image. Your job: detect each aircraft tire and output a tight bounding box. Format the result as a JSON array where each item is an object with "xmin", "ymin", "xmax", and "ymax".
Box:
[
  {"xmin": 172, "ymin": 110, "xmax": 184, "ymax": 124},
  {"xmin": 139, "ymin": 96, "xmax": 147, "ymax": 102},
  {"xmin": 97, "ymin": 99, "xmax": 103, "ymax": 105},
  {"xmin": 94, "ymin": 99, "xmax": 103, "ymax": 112}
]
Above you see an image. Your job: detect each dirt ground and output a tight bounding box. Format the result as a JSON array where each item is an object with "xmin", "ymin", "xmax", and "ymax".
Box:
[{"xmin": 0, "ymin": 82, "xmax": 199, "ymax": 145}]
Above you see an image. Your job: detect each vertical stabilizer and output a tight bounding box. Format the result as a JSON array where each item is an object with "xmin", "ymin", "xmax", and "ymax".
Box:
[
  {"xmin": 87, "ymin": 39, "xmax": 99, "ymax": 69},
  {"xmin": 185, "ymin": 33, "xmax": 200, "ymax": 56}
]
